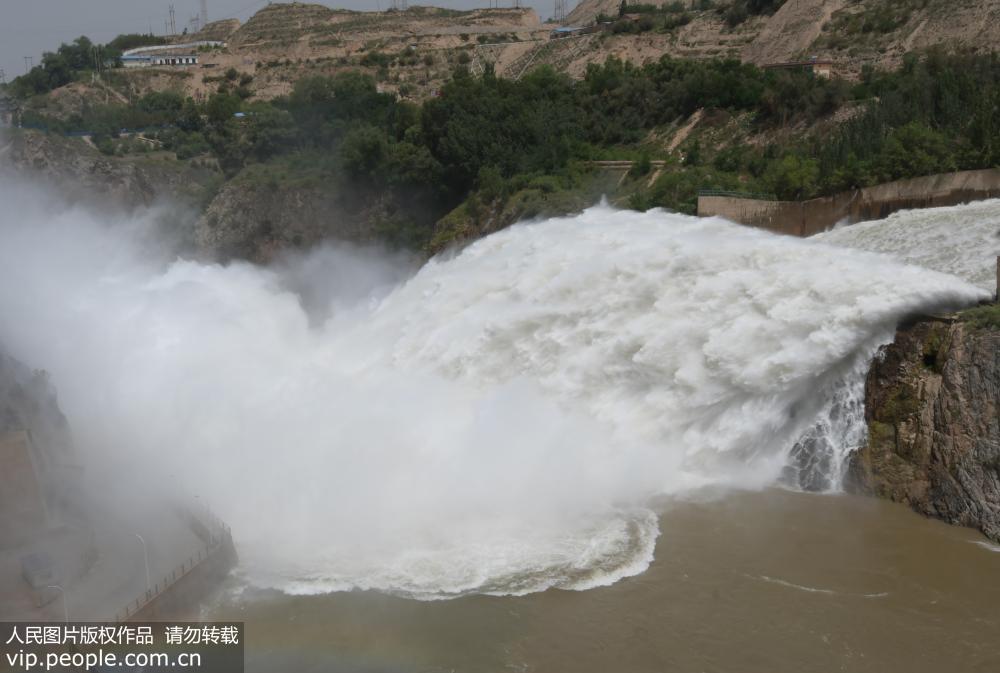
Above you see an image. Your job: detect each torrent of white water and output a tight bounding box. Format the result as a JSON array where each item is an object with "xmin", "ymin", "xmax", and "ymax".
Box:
[
  {"xmin": 816, "ymin": 199, "xmax": 1000, "ymax": 291},
  {"xmin": 0, "ymin": 179, "xmax": 994, "ymax": 599}
]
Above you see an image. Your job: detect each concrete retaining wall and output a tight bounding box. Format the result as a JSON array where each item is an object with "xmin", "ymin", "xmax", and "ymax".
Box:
[{"xmin": 698, "ymin": 169, "xmax": 1000, "ymax": 236}]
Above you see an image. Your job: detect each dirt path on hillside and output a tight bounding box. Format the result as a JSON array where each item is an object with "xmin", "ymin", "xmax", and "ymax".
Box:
[
  {"xmin": 668, "ymin": 109, "xmax": 704, "ymax": 152},
  {"xmin": 742, "ymin": 0, "xmax": 846, "ymax": 64}
]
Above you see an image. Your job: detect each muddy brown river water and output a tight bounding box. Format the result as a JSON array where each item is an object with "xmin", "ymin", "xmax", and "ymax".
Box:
[{"xmin": 209, "ymin": 489, "xmax": 1000, "ymax": 673}]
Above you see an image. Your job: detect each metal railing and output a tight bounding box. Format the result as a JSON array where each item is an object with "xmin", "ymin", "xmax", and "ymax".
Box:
[{"xmin": 113, "ymin": 511, "xmax": 233, "ymax": 623}]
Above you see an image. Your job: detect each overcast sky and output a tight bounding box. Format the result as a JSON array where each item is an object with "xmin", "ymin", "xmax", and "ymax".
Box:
[{"xmin": 0, "ymin": 0, "xmax": 562, "ymax": 86}]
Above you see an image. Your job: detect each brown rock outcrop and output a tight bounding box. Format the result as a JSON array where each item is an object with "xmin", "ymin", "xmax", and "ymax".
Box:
[{"xmin": 848, "ymin": 316, "xmax": 1000, "ymax": 541}]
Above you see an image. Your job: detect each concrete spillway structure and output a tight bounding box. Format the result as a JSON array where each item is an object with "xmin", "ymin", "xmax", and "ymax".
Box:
[{"xmin": 697, "ymin": 168, "xmax": 1000, "ymax": 237}]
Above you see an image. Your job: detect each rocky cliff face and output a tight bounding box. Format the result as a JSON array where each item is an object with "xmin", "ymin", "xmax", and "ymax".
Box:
[
  {"xmin": 0, "ymin": 349, "xmax": 81, "ymax": 545},
  {"xmin": 847, "ymin": 315, "xmax": 1000, "ymax": 541},
  {"xmin": 0, "ymin": 130, "xmax": 215, "ymax": 213},
  {"xmin": 196, "ymin": 177, "xmax": 392, "ymax": 262},
  {"xmin": 0, "ymin": 351, "xmax": 73, "ymax": 463}
]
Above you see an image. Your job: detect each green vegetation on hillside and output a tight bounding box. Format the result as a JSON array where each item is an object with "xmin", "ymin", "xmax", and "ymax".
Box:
[
  {"xmin": 722, "ymin": 0, "xmax": 788, "ymax": 27},
  {"xmin": 6, "ymin": 33, "xmax": 164, "ymax": 97},
  {"xmin": 815, "ymin": 51, "xmax": 1000, "ymax": 190},
  {"xmin": 960, "ymin": 304, "xmax": 1000, "ymax": 330},
  {"xmin": 817, "ymin": 0, "xmax": 932, "ymax": 50},
  {"xmin": 597, "ymin": 0, "xmax": 786, "ymax": 31},
  {"xmin": 9, "ymin": 28, "xmax": 1000, "ymax": 252}
]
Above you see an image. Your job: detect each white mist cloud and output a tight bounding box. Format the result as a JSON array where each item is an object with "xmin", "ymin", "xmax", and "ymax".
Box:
[
  {"xmin": 0, "ymin": 175, "xmax": 990, "ymax": 598},
  {"xmin": 0, "ymin": 177, "xmax": 663, "ymax": 598}
]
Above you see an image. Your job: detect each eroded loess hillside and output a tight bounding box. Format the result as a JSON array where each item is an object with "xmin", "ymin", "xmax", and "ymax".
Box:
[
  {"xmin": 103, "ymin": 0, "xmax": 1000, "ymax": 106},
  {"xmin": 559, "ymin": 0, "xmax": 1000, "ymax": 81},
  {"xmin": 119, "ymin": 3, "xmax": 546, "ymax": 103}
]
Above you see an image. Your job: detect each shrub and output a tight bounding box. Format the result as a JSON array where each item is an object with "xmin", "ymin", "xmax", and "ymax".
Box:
[
  {"xmin": 630, "ymin": 153, "xmax": 652, "ymax": 177},
  {"xmin": 95, "ymin": 137, "xmax": 116, "ymax": 155},
  {"xmin": 340, "ymin": 124, "xmax": 389, "ymax": 177},
  {"xmin": 960, "ymin": 305, "xmax": 1000, "ymax": 330},
  {"xmin": 766, "ymin": 153, "xmax": 820, "ymax": 200}
]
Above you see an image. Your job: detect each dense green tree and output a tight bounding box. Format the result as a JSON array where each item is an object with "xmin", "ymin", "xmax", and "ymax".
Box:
[
  {"xmin": 206, "ymin": 93, "xmax": 241, "ymax": 125},
  {"xmin": 106, "ymin": 33, "xmax": 166, "ymax": 52},
  {"xmin": 340, "ymin": 124, "xmax": 389, "ymax": 177},
  {"xmin": 386, "ymin": 142, "xmax": 445, "ymax": 190},
  {"xmin": 767, "ymin": 154, "xmax": 820, "ymax": 200},
  {"xmin": 246, "ymin": 106, "xmax": 297, "ymax": 161},
  {"xmin": 176, "ymin": 99, "xmax": 205, "ymax": 133},
  {"xmin": 871, "ymin": 122, "xmax": 955, "ymax": 182}
]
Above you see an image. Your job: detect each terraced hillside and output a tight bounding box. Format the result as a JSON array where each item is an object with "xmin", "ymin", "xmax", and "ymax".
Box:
[
  {"xmin": 121, "ymin": 3, "xmax": 546, "ymax": 101},
  {"xmin": 113, "ymin": 0, "xmax": 1000, "ymax": 104},
  {"xmin": 557, "ymin": 0, "xmax": 1000, "ymax": 79},
  {"xmin": 182, "ymin": 18, "xmax": 241, "ymax": 42}
]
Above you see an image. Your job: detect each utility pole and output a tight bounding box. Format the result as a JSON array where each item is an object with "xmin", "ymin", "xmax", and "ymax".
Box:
[
  {"xmin": 134, "ymin": 534, "xmax": 151, "ymax": 592},
  {"xmin": 0, "ymin": 69, "xmax": 6, "ymax": 85},
  {"xmin": 201, "ymin": 0, "xmax": 209, "ymax": 27},
  {"xmin": 554, "ymin": 0, "xmax": 566, "ymax": 22},
  {"xmin": 169, "ymin": 4, "xmax": 177, "ymax": 35},
  {"xmin": 24, "ymin": 56, "xmax": 33, "ymax": 73}
]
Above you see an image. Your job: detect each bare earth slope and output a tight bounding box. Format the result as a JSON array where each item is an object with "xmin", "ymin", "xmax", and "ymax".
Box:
[
  {"xmin": 742, "ymin": 0, "xmax": 848, "ymax": 65},
  {"xmin": 543, "ymin": 0, "xmax": 1000, "ymax": 82}
]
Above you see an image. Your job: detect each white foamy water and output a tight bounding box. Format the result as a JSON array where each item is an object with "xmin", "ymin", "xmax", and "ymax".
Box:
[
  {"xmin": 816, "ymin": 199, "xmax": 1000, "ymax": 291},
  {"xmin": 0, "ymin": 178, "xmax": 991, "ymax": 599}
]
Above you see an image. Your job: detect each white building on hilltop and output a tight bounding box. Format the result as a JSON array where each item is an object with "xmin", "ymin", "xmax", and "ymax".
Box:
[{"xmin": 121, "ymin": 41, "xmax": 225, "ymax": 68}]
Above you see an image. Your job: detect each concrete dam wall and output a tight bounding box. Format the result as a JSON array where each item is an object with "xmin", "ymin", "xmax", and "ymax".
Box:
[{"xmin": 697, "ymin": 169, "xmax": 1000, "ymax": 236}]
